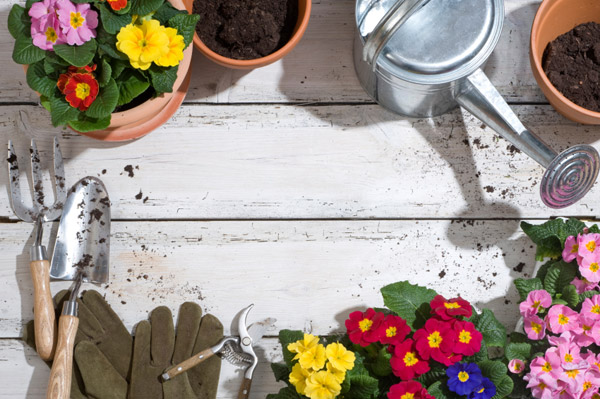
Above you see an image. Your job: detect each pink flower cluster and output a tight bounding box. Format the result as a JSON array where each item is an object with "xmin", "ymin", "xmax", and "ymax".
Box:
[
  {"xmin": 524, "ymin": 332, "xmax": 600, "ymax": 399},
  {"xmin": 29, "ymin": 0, "xmax": 98, "ymax": 51},
  {"xmin": 520, "ymin": 290, "xmax": 600, "ymax": 345},
  {"xmin": 564, "ymin": 233, "xmax": 600, "ymax": 289}
]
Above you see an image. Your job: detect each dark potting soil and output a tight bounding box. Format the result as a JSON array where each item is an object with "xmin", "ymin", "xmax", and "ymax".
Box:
[
  {"xmin": 113, "ymin": 87, "xmax": 155, "ymax": 113},
  {"xmin": 543, "ymin": 22, "xmax": 600, "ymax": 112},
  {"xmin": 192, "ymin": 0, "xmax": 298, "ymax": 60}
]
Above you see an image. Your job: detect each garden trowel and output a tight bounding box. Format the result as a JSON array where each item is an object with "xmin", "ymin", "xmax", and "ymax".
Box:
[{"xmin": 46, "ymin": 177, "xmax": 111, "ymax": 399}]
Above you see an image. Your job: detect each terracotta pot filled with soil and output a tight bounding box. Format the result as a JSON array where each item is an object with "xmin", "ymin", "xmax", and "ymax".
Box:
[
  {"xmin": 183, "ymin": 0, "xmax": 311, "ymax": 69},
  {"xmin": 531, "ymin": 0, "xmax": 600, "ymax": 124}
]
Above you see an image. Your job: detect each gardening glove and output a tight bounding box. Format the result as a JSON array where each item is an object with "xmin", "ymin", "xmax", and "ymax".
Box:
[
  {"xmin": 23, "ymin": 289, "xmax": 132, "ymax": 399},
  {"xmin": 129, "ymin": 302, "xmax": 223, "ymax": 399}
]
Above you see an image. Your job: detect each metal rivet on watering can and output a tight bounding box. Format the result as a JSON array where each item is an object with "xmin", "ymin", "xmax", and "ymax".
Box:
[{"xmin": 354, "ymin": 0, "xmax": 599, "ymax": 208}]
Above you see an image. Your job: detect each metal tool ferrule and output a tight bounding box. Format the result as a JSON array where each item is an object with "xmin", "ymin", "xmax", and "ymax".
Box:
[
  {"xmin": 62, "ymin": 300, "xmax": 78, "ymax": 317},
  {"xmin": 30, "ymin": 245, "xmax": 47, "ymax": 261}
]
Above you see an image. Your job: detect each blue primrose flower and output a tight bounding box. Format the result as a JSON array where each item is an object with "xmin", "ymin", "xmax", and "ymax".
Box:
[
  {"xmin": 446, "ymin": 362, "xmax": 483, "ymax": 396},
  {"xmin": 468, "ymin": 377, "xmax": 496, "ymax": 399}
]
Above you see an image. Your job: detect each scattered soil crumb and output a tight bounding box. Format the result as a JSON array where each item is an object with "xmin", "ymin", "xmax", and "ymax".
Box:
[
  {"xmin": 513, "ymin": 262, "xmax": 526, "ymax": 273},
  {"xmin": 135, "ymin": 190, "xmax": 143, "ymax": 200}
]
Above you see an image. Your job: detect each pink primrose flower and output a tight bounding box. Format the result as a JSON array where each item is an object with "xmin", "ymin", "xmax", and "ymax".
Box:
[
  {"xmin": 525, "ymin": 315, "xmax": 547, "ymax": 340},
  {"xmin": 548, "ymin": 305, "xmax": 580, "ymax": 334},
  {"xmin": 520, "ymin": 290, "xmax": 553, "ymax": 317},
  {"xmin": 29, "ymin": 0, "xmax": 59, "ymax": 21},
  {"xmin": 563, "ymin": 235, "xmax": 580, "ymax": 263},
  {"xmin": 558, "ymin": 365, "xmax": 586, "ymax": 393},
  {"xmin": 581, "ymin": 256, "xmax": 600, "ymax": 283},
  {"xmin": 31, "ymin": 12, "xmax": 65, "ymax": 50},
  {"xmin": 524, "ymin": 372, "xmax": 557, "ymax": 399},
  {"xmin": 574, "ymin": 317, "xmax": 599, "ymax": 347},
  {"xmin": 579, "ymin": 234, "xmax": 600, "ymax": 261},
  {"xmin": 583, "ymin": 352, "xmax": 600, "ymax": 373},
  {"xmin": 582, "ymin": 296, "xmax": 600, "ymax": 320},
  {"xmin": 509, "ymin": 359, "xmax": 526, "ymax": 374},
  {"xmin": 572, "ymin": 277, "xmax": 599, "ymax": 294},
  {"xmin": 581, "ymin": 368, "xmax": 600, "ymax": 398},
  {"xmin": 529, "ymin": 353, "xmax": 562, "ymax": 386},
  {"xmin": 555, "ymin": 339, "xmax": 583, "ymax": 369},
  {"xmin": 56, "ymin": 0, "xmax": 98, "ymax": 46}
]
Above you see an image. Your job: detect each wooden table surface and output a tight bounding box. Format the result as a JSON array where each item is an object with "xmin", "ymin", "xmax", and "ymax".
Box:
[{"xmin": 1, "ymin": 0, "xmax": 599, "ymax": 397}]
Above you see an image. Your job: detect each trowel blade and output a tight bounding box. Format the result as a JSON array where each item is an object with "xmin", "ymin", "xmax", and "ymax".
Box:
[{"xmin": 50, "ymin": 177, "xmax": 110, "ymax": 284}]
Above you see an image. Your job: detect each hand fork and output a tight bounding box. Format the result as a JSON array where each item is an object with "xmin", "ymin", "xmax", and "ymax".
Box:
[{"xmin": 8, "ymin": 138, "xmax": 66, "ymax": 361}]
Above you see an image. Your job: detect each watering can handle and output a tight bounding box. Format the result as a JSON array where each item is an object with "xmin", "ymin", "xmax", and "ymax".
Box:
[{"xmin": 362, "ymin": 0, "xmax": 431, "ymax": 69}]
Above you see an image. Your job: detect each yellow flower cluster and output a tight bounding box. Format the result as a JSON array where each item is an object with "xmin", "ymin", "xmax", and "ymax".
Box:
[
  {"xmin": 116, "ymin": 19, "xmax": 185, "ymax": 70},
  {"xmin": 287, "ymin": 334, "xmax": 356, "ymax": 399}
]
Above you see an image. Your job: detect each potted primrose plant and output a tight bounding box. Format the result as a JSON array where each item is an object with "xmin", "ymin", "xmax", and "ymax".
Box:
[{"xmin": 8, "ymin": 0, "xmax": 199, "ymax": 141}]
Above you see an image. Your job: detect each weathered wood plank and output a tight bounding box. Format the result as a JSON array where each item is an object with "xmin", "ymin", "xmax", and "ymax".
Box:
[
  {"xmin": 1, "ymin": 220, "xmax": 536, "ymax": 338},
  {"xmin": 0, "ymin": 0, "xmax": 546, "ymax": 104},
  {"xmin": 0, "ymin": 338, "xmax": 285, "ymax": 398},
  {"xmin": 1, "ymin": 104, "xmax": 599, "ymax": 219}
]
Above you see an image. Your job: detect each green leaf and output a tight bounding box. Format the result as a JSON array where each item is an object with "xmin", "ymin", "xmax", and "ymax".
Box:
[
  {"xmin": 428, "ymin": 381, "xmax": 452, "ymax": 399},
  {"xmin": 535, "ymin": 260, "xmax": 557, "ymax": 283},
  {"xmin": 27, "ymin": 61, "xmax": 56, "ymax": 98},
  {"xmin": 149, "ymin": 65, "xmax": 178, "ymax": 94},
  {"xmin": 369, "ymin": 346, "xmax": 392, "ymax": 377},
  {"xmin": 464, "ymin": 339, "xmax": 488, "ymax": 363},
  {"xmin": 492, "ymin": 375, "xmax": 514, "ymax": 399},
  {"xmin": 50, "ymin": 94, "xmax": 80, "ymax": 127},
  {"xmin": 479, "ymin": 360, "xmax": 508, "ymax": 388},
  {"xmin": 44, "ymin": 52, "xmax": 69, "ymax": 75},
  {"xmin": 265, "ymin": 387, "xmax": 302, "ymax": 399},
  {"xmin": 513, "ymin": 278, "xmax": 544, "ymax": 302},
  {"xmin": 521, "ymin": 219, "xmax": 585, "ymax": 261},
  {"xmin": 589, "ymin": 224, "xmax": 600, "ymax": 234},
  {"xmin": 98, "ymin": 59, "xmax": 113, "ymax": 87},
  {"xmin": 563, "ymin": 218, "xmax": 587, "ymax": 239},
  {"xmin": 97, "ymin": 26, "xmax": 128, "ymax": 59},
  {"xmin": 544, "ymin": 261, "xmax": 577, "ymax": 296},
  {"xmin": 509, "ymin": 332, "xmax": 527, "ymax": 344},
  {"xmin": 270, "ymin": 363, "xmax": 290, "ymax": 383},
  {"xmin": 381, "ymin": 281, "xmax": 437, "ymax": 330},
  {"xmin": 154, "ymin": 2, "xmax": 187, "ymax": 25},
  {"xmin": 54, "ymin": 39, "xmax": 97, "ymax": 67},
  {"xmin": 417, "ymin": 366, "xmax": 447, "ymax": 388},
  {"xmin": 167, "ymin": 13, "xmax": 200, "ymax": 48},
  {"xmin": 86, "ymin": 79, "xmax": 119, "ymax": 118},
  {"xmin": 13, "ymin": 36, "xmax": 46, "ymax": 65},
  {"xmin": 68, "ymin": 115, "xmax": 111, "ymax": 133},
  {"xmin": 130, "ymin": 0, "xmax": 164, "ymax": 16},
  {"xmin": 505, "ymin": 342, "xmax": 531, "ymax": 361},
  {"xmin": 97, "ymin": 3, "xmax": 132, "ymax": 35},
  {"xmin": 8, "ymin": 5, "xmax": 30, "ymax": 40},
  {"xmin": 40, "ymin": 95, "xmax": 51, "ymax": 112},
  {"xmin": 278, "ymin": 330, "xmax": 304, "ymax": 368},
  {"xmin": 562, "ymin": 284, "xmax": 579, "ymax": 307},
  {"xmin": 116, "ymin": 70, "xmax": 150, "ymax": 106},
  {"xmin": 475, "ymin": 309, "xmax": 506, "ymax": 348},
  {"xmin": 344, "ymin": 373, "xmax": 379, "ymax": 399},
  {"xmin": 580, "ymin": 290, "xmax": 600, "ymax": 303}
]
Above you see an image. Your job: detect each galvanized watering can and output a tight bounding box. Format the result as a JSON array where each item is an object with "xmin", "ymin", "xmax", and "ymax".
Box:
[{"xmin": 353, "ymin": 0, "xmax": 600, "ymax": 208}]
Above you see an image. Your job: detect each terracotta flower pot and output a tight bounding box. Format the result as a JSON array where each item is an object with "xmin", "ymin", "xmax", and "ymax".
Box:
[
  {"xmin": 182, "ymin": 0, "xmax": 311, "ymax": 69},
  {"xmin": 530, "ymin": 0, "xmax": 600, "ymax": 124},
  {"xmin": 76, "ymin": 0, "xmax": 193, "ymax": 141}
]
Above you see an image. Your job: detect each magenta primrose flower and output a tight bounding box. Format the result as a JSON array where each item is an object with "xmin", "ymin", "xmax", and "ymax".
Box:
[
  {"xmin": 520, "ymin": 290, "xmax": 552, "ymax": 317},
  {"xmin": 524, "ymin": 315, "xmax": 547, "ymax": 340},
  {"xmin": 563, "ymin": 235, "xmax": 580, "ymax": 263},
  {"xmin": 579, "ymin": 234, "xmax": 600, "ymax": 261},
  {"xmin": 29, "ymin": 0, "xmax": 65, "ymax": 51},
  {"xmin": 547, "ymin": 305, "xmax": 579, "ymax": 334},
  {"xmin": 56, "ymin": 0, "xmax": 98, "ymax": 46},
  {"xmin": 572, "ymin": 277, "xmax": 599, "ymax": 294},
  {"xmin": 580, "ymin": 255, "xmax": 600, "ymax": 283}
]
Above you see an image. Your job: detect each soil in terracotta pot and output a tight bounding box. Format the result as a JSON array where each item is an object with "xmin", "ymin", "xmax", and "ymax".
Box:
[
  {"xmin": 543, "ymin": 22, "xmax": 600, "ymax": 112},
  {"xmin": 192, "ymin": 0, "xmax": 298, "ymax": 60},
  {"xmin": 114, "ymin": 88, "xmax": 155, "ymax": 113}
]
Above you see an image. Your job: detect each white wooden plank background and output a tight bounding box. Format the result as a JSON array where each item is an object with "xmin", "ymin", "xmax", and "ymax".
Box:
[{"xmin": 1, "ymin": 0, "xmax": 599, "ymax": 397}]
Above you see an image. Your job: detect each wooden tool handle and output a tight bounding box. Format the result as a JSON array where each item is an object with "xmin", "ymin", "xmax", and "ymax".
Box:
[
  {"xmin": 30, "ymin": 259, "xmax": 56, "ymax": 361},
  {"xmin": 163, "ymin": 348, "xmax": 215, "ymax": 380},
  {"xmin": 46, "ymin": 315, "xmax": 78, "ymax": 399},
  {"xmin": 238, "ymin": 378, "xmax": 252, "ymax": 399}
]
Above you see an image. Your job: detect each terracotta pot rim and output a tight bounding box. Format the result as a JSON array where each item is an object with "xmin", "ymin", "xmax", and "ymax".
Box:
[
  {"xmin": 530, "ymin": 0, "xmax": 600, "ymax": 119},
  {"xmin": 186, "ymin": 0, "xmax": 312, "ymax": 69}
]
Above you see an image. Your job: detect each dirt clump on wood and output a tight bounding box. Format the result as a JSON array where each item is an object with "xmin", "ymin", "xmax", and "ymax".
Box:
[{"xmin": 193, "ymin": 0, "xmax": 298, "ymax": 60}]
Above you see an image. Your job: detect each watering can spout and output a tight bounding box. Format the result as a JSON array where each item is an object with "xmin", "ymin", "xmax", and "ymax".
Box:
[{"xmin": 457, "ymin": 68, "xmax": 599, "ymax": 209}]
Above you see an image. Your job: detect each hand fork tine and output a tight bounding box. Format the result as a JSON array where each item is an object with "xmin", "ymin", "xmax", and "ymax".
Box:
[{"xmin": 7, "ymin": 138, "xmax": 67, "ymax": 361}]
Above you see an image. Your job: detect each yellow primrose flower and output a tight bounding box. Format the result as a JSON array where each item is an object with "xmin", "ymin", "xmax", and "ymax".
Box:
[
  {"xmin": 288, "ymin": 334, "xmax": 320, "ymax": 361},
  {"xmin": 116, "ymin": 20, "xmax": 169, "ymax": 70},
  {"xmin": 155, "ymin": 27, "xmax": 185, "ymax": 67},
  {"xmin": 326, "ymin": 362, "xmax": 346, "ymax": 384},
  {"xmin": 299, "ymin": 344, "xmax": 326, "ymax": 371},
  {"xmin": 289, "ymin": 363, "xmax": 311, "ymax": 395},
  {"xmin": 304, "ymin": 370, "xmax": 341, "ymax": 399},
  {"xmin": 325, "ymin": 342, "xmax": 355, "ymax": 372}
]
